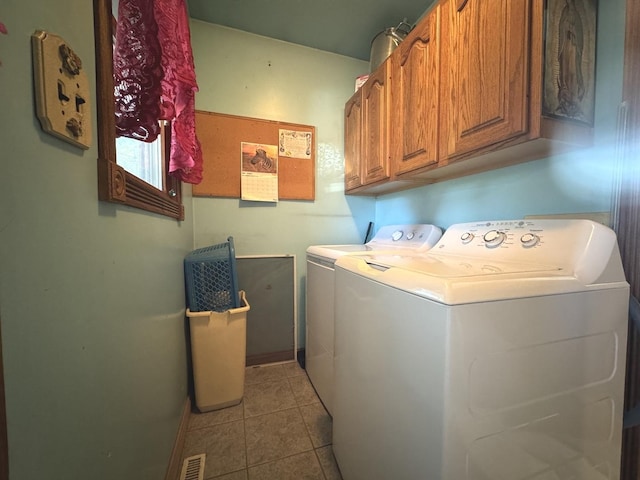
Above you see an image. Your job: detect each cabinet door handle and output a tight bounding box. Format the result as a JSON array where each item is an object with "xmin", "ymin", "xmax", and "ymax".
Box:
[{"xmin": 457, "ymin": 0, "xmax": 469, "ymax": 11}]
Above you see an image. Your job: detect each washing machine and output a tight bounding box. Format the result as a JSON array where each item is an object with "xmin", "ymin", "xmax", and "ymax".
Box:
[
  {"xmin": 305, "ymin": 224, "xmax": 442, "ymax": 415},
  {"xmin": 332, "ymin": 219, "xmax": 629, "ymax": 480}
]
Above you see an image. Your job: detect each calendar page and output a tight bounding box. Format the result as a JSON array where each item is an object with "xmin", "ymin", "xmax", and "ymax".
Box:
[
  {"xmin": 240, "ymin": 142, "xmax": 279, "ymax": 202},
  {"xmin": 241, "ymin": 172, "xmax": 278, "ymax": 202}
]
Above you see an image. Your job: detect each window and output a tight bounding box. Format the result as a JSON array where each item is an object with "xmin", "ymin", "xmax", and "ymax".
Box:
[
  {"xmin": 116, "ymin": 131, "xmax": 164, "ymax": 191},
  {"xmin": 93, "ymin": 0, "xmax": 183, "ymax": 220}
]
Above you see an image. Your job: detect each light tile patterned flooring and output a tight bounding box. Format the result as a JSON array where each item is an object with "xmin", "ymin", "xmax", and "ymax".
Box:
[{"xmin": 179, "ymin": 362, "xmax": 343, "ymax": 480}]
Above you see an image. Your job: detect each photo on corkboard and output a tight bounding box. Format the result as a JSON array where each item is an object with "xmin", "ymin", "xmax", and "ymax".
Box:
[{"xmin": 241, "ymin": 143, "xmax": 278, "ymax": 174}]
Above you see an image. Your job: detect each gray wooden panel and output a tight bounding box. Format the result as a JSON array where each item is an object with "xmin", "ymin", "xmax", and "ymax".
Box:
[{"xmin": 236, "ymin": 256, "xmax": 295, "ymax": 361}]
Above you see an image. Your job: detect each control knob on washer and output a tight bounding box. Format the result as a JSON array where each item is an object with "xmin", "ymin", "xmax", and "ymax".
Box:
[
  {"xmin": 520, "ymin": 232, "xmax": 540, "ymax": 248},
  {"xmin": 391, "ymin": 230, "xmax": 404, "ymax": 241},
  {"xmin": 483, "ymin": 230, "xmax": 506, "ymax": 248},
  {"xmin": 460, "ymin": 232, "xmax": 474, "ymax": 244}
]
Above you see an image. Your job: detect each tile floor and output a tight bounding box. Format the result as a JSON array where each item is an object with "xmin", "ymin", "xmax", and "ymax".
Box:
[{"xmin": 179, "ymin": 361, "xmax": 343, "ymax": 480}]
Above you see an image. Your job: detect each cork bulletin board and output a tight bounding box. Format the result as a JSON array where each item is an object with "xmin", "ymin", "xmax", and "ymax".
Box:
[{"xmin": 193, "ymin": 110, "xmax": 316, "ymax": 200}]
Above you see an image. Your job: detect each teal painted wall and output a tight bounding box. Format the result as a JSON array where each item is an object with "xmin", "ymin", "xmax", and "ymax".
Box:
[
  {"xmin": 190, "ymin": 21, "xmax": 377, "ymax": 348},
  {"xmin": 0, "ymin": 1, "xmax": 194, "ymax": 478},
  {"xmin": 375, "ymin": 0, "xmax": 626, "ymax": 229}
]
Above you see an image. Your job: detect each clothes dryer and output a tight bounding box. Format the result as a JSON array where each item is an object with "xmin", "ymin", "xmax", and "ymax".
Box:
[
  {"xmin": 333, "ymin": 219, "xmax": 629, "ymax": 480},
  {"xmin": 305, "ymin": 224, "xmax": 441, "ymax": 415}
]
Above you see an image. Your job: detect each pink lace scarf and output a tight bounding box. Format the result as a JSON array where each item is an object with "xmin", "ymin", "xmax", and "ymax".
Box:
[
  {"xmin": 113, "ymin": 0, "xmax": 162, "ymax": 141},
  {"xmin": 113, "ymin": 0, "xmax": 203, "ymax": 184}
]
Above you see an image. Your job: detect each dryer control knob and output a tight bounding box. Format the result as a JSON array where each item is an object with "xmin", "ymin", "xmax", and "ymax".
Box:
[
  {"xmin": 483, "ymin": 230, "xmax": 506, "ymax": 248},
  {"xmin": 406, "ymin": 231, "xmax": 415, "ymax": 240},
  {"xmin": 520, "ymin": 233, "xmax": 540, "ymax": 248},
  {"xmin": 391, "ymin": 230, "xmax": 404, "ymax": 241},
  {"xmin": 461, "ymin": 232, "xmax": 474, "ymax": 244}
]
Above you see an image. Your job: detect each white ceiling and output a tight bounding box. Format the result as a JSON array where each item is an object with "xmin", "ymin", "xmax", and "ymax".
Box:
[{"xmin": 186, "ymin": 0, "xmax": 433, "ymax": 61}]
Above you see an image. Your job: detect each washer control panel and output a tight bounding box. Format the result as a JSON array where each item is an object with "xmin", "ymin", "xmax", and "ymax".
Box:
[
  {"xmin": 436, "ymin": 219, "xmax": 612, "ymax": 270},
  {"xmin": 454, "ymin": 220, "xmax": 547, "ymax": 250},
  {"xmin": 368, "ymin": 224, "xmax": 443, "ymax": 250}
]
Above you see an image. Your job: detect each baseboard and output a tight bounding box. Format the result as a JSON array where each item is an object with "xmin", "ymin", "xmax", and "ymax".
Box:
[
  {"xmin": 246, "ymin": 350, "xmax": 295, "ymax": 366},
  {"xmin": 164, "ymin": 396, "xmax": 191, "ymax": 480}
]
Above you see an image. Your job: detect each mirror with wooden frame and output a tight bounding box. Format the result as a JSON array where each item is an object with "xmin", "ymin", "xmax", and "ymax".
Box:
[{"xmin": 93, "ymin": 0, "xmax": 183, "ymax": 220}]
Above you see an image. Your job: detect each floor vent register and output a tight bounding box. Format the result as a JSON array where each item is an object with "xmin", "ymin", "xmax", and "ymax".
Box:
[{"xmin": 179, "ymin": 454, "xmax": 205, "ymax": 480}]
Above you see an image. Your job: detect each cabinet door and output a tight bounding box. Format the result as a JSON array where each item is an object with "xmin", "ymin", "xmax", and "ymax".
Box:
[
  {"xmin": 344, "ymin": 90, "xmax": 362, "ymax": 191},
  {"xmin": 392, "ymin": 7, "xmax": 440, "ymax": 176},
  {"xmin": 362, "ymin": 61, "xmax": 390, "ymax": 185},
  {"xmin": 446, "ymin": 0, "xmax": 530, "ymax": 157}
]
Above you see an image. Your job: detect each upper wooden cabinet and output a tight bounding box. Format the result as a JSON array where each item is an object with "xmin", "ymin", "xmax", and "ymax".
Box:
[
  {"xmin": 391, "ymin": 5, "xmax": 441, "ymax": 177},
  {"xmin": 344, "ymin": 59, "xmax": 392, "ymax": 193},
  {"xmin": 344, "ymin": 89, "xmax": 363, "ymax": 191},
  {"xmin": 345, "ymin": 0, "xmax": 594, "ymax": 195},
  {"xmin": 443, "ymin": 0, "xmax": 529, "ymax": 158},
  {"xmin": 361, "ymin": 60, "xmax": 391, "ymax": 185}
]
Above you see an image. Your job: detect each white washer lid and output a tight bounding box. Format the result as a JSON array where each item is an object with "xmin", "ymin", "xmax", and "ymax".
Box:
[
  {"xmin": 362, "ymin": 253, "xmax": 560, "ymax": 278},
  {"xmin": 335, "ymin": 253, "xmax": 625, "ymax": 305}
]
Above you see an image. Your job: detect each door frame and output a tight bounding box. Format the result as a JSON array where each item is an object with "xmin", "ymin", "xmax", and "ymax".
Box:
[{"xmin": 620, "ymin": 0, "xmax": 640, "ymax": 477}]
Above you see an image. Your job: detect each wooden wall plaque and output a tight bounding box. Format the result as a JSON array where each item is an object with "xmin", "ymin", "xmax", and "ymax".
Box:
[{"xmin": 194, "ymin": 110, "xmax": 316, "ymax": 201}]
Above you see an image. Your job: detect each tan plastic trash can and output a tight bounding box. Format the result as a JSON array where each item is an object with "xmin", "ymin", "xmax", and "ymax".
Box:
[{"xmin": 187, "ymin": 291, "xmax": 250, "ymax": 412}]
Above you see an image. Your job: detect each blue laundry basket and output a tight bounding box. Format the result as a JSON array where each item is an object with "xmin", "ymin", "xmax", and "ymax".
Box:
[{"xmin": 184, "ymin": 236, "xmax": 240, "ymax": 312}]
